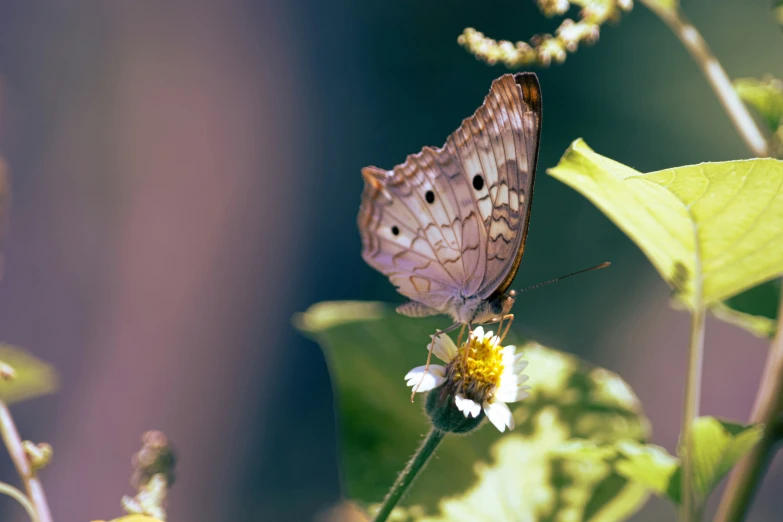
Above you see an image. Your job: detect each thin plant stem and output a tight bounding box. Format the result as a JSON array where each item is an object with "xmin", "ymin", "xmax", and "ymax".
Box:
[
  {"xmin": 0, "ymin": 480, "xmax": 38, "ymax": 521},
  {"xmin": 714, "ymin": 287, "xmax": 783, "ymax": 522},
  {"xmin": 640, "ymin": 1, "xmax": 769, "ymax": 158},
  {"xmin": 371, "ymin": 428, "xmax": 445, "ymax": 522},
  {"xmin": 680, "ymin": 306, "xmax": 706, "ymax": 522},
  {"xmin": 640, "ymin": 1, "xmax": 778, "ymax": 518},
  {"xmin": 0, "ymin": 402, "xmax": 52, "ymax": 522}
]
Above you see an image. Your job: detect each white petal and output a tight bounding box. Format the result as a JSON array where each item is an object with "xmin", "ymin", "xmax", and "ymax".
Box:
[
  {"xmin": 431, "ymin": 333, "xmax": 457, "ymax": 363},
  {"xmin": 495, "ymin": 384, "xmax": 531, "ymax": 403},
  {"xmin": 497, "ymin": 372, "xmax": 528, "ymax": 390},
  {"xmin": 455, "ymin": 393, "xmax": 482, "ymax": 418},
  {"xmin": 513, "ymin": 358, "xmax": 529, "ymax": 374},
  {"xmin": 404, "ymin": 365, "xmax": 446, "ymax": 392},
  {"xmin": 483, "ymin": 400, "xmax": 515, "ymax": 432},
  {"xmin": 471, "ymin": 326, "xmax": 485, "ymax": 340}
]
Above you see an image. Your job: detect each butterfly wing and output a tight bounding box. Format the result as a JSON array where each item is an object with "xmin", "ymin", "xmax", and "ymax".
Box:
[
  {"xmin": 455, "ymin": 73, "xmax": 542, "ymax": 298},
  {"xmin": 358, "ymin": 73, "xmax": 542, "ymax": 312},
  {"xmin": 357, "ymin": 156, "xmax": 484, "ymax": 312}
]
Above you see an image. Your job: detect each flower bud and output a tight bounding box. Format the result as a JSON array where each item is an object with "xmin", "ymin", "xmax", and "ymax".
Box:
[{"xmin": 425, "ymin": 386, "xmax": 484, "ymax": 434}]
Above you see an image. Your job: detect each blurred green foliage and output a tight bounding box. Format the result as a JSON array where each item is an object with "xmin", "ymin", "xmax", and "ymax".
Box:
[
  {"xmin": 563, "ymin": 417, "xmax": 762, "ymax": 512},
  {"xmin": 296, "ymin": 301, "xmax": 651, "ymax": 521},
  {"xmin": 735, "ymin": 77, "xmax": 783, "ymax": 133},
  {"xmin": 0, "ymin": 344, "xmax": 58, "ymax": 405}
]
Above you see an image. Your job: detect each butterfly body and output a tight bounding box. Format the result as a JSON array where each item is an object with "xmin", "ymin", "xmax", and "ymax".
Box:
[
  {"xmin": 395, "ymin": 291, "xmax": 515, "ymax": 324},
  {"xmin": 358, "ymin": 73, "xmax": 542, "ymax": 329}
]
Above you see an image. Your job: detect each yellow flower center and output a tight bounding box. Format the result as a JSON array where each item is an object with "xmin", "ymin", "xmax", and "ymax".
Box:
[{"xmin": 446, "ymin": 331, "xmax": 505, "ymax": 402}]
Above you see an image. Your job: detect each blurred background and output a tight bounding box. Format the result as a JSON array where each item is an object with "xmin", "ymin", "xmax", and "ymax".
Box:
[{"xmin": 0, "ymin": 0, "xmax": 780, "ymax": 520}]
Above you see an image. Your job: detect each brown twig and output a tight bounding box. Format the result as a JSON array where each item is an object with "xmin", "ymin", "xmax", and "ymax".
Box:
[
  {"xmin": 640, "ymin": 1, "xmax": 769, "ymax": 158},
  {"xmin": 714, "ymin": 287, "xmax": 783, "ymax": 522}
]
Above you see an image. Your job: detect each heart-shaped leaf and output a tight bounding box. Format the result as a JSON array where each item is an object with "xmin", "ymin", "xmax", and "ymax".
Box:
[
  {"xmin": 295, "ymin": 301, "xmax": 650, "ymax": 521},
  {"xmin": 548, "ymin": 139, "xmax": 783, "ymax": 310}
]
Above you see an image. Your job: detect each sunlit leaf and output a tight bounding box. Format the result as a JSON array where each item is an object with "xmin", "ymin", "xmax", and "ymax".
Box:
[
  {"xmin": 613, "ymin": 441, "xmax": 680, "ymax": 503},
  {"xmin": 548, "ymin": 139, "xmax": 783, "ymax": 310},
  {"xmin": 295, "ymin": 301, "xmax": 650, "ymax": 521},
  {"xmin": 688, "ymin": 417, "xmax": 763, "ymax": 503},
  {"xmin": 710, "ymin": 302, "xmax": 776, "ymax": 338},
  {"xmin": 554, "ymin": 439, "xmax": 681, "ymax": 504},
  {"xmin": 0, "ymin": 344, "xmax": 58, "ymax": 404},
  {"xmin": 711, "ymin": 278, "xmax": 780, "ymax": 337},
  {"xmin": 734, "ymin": 77, "xmax": 783, "ymax": 131},
  {"xmin": 571, "ymin": 417, "xmax": 761, "ymax": 508}
]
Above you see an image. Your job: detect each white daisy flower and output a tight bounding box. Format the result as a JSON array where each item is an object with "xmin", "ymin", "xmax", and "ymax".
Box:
[{"xmin": 405, "ymin": 326, "xmax": 530, "ymax": 433}]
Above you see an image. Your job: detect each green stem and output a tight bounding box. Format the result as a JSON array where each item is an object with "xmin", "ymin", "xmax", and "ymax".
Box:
[
  {"xmin": 714, "ymin": 286, "xmax": 783, "ymax": 522},
  {"xmin": 372, "ymin": 428, "xmax": 445, "ymax": 522},
  {"xmin": 0, "ymin": 402, "xmax": 52, "ymax": 522},
  {"xmin": 680, "ymin": 307, "xmax": 706, "ymax": 522},
  {"xmin": 0, "ymin": 480, "xmax": 38, "ymax": 521},
  {"xmin": 640, "ymin": 1, "xmax": 769, "ymax": 157}
]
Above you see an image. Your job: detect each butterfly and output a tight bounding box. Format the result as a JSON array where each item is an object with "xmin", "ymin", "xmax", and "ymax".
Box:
[{"xmin": 358, "ymin": 72, "xmax": 542, "ymax": 341}]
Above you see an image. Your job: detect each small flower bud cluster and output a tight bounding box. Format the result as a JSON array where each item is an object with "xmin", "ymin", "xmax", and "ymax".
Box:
[
  {"xmin": 122, "ymin": 475, "xmax": 168, "ymax": 521},
  {"xmin": 458, "ymin": 0, "xmax": 633, "ymax": 68},
  {"xmin": 130, "ymin": 430, "xmax": 176, "ymax": 488},
  {"xmin": 23, "ymin": 440, "xmax": 53, "ymax": 471},
  {"xmin": 537, "ymin": 0, "xmax": 571, "ymax": 17},
  {"xmin": 121, "ymin": 431, "xmax": 176, "ymax": 521}
]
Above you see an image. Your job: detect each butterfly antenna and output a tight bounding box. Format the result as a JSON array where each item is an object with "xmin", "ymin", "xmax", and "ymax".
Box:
[{"xmin": 518, "ymin": 262, "xmax": 611, "ymax": 293}]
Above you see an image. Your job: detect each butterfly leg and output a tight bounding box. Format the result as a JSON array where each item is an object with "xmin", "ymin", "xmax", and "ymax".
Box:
[
  {"xmin": 499, "ymin": 314, "xmax": 514, "ymax": 344},
  {"xmin": 456, "ymin": 323, "xmax": 467, "ymax": 349},
  {"xmin": 459, "ymin": 322, "xmax": 473, "ymax": 393},
  {"xmin": 411, "ymin": 322, "xmax": 463, "ymax": 401},
  {"xmin": 495, "ymin": 314, "xmax": 505, "ymax": 338}
]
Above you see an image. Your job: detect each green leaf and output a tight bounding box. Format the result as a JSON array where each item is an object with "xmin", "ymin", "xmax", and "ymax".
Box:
[
  {"xmin": 586, "ymin": 418, "xmax": 762, "ymax": 507},
  {"xmin": 0, "ymin": 344, "xmax": 58, "ymax": 404},
  {"xmin": 557, "ymin": 440, "xmax": 681, "ymax": 504},
  {"xmin": 560, "ymin": 417, "xmax": 762, "ymax": 512},
  {"xmin": 295, "ymin": 301, "xmax": 650, "ymax": 521},
  {"xmin": 548, "ymin": 139, "xmax": 783, "ymax": 310},
  {"xmin": 613, "ymin": 441, "xmax": 679, "ymax": 501},
  {"xmin": 711, "ymin": 278, "xmax": 780, "ymax": 337},
  {"xmin": 688, "ymin": 417, "xmax": 763, "ymax": 503},
  {"xmin": 734, "ymin": 77, "xmax": 783, "ymax": 132}
]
